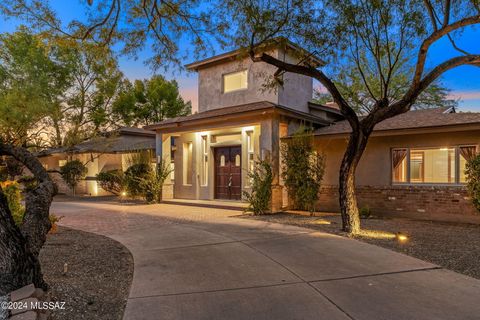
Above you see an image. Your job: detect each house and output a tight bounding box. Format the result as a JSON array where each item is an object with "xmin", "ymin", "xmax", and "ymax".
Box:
[
  {"xmin": 144, "ymin": 40, "xmax": 340, "ymax": 211},
  {"xmin": 38, "ymin": 127, "xmax": 156, "ymax": 196},
  {"xmin": 314, "ymin": 107, "xmax": 480, "ymax": 219},
  {"xmin": 146, "ymin": 40, "xmax": 480, "ymax": 218}
]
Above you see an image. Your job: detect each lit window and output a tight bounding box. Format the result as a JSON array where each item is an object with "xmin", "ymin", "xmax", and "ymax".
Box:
[
  {"xmin": 58, "ymin": 160, "xmax": 67, "ymax": 167},
  {"xmin": 235, "ymin": 154, "xmax": 241, "ymax": 166},
  {"xmin": 459, "ymin": 146, "xmax": 477, "ymax": 183},
  {"xmin": 392, "ymin": 146, "xmax": 477, "ymax": 184},
  {"xmin": 223, "ymin": 70, "xmax": 248, "ymax": 93},
  {"xmin": 392, "ymin": 149, "xmax": 407, "ymax": 183},
  {"xmin": 183, "ymin": 142, "xmax": 193, "ymax": 185},
  {"xmin": 246, "ymin": 131, "xmax": 255, "ymax": 186},
  {"xmin": 213, "ymin": 133, "xmax": 241, "ymax": 144},
  {"xmin": 201, "ymin": 136, "xmax": 208, "ymax": 186}
]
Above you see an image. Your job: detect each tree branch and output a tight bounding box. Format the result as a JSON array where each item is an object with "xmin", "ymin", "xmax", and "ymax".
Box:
[
  {"xmin": 413, "ymin": 14, "xmax": 480, "ymax": 86},
  {"xmin": 250, "ymin": 51, "xmax": 360, "ymax": 131}
]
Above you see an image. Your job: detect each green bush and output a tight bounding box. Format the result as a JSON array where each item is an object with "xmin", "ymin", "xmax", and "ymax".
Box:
[
  {"xmin": 243, "ymin": 158, "xmax": 273, "ymax": 215},
  {"xmin": 124, "ymin": 163, "xmax": 152, "ymax": 198},
  {"xmin": 60, "ymin": 160, "xmax": 87, "ymax": 195},
  {"xmin": 1, "ymin": 182, "xmax": 25, "ymax": 226},
  {"xmin": 281, "ymin": 127, "xmax": 326, "ymax": 213},
  {"xmin": 466, "ymin": 154, "xmax": 480, "ymax": 212},
  {"xmin": 359, "ymin": 206, "xmax": 372, "ymax": 219},
  {"xmin": 97, "ymin": 169, "xmax": 125, "ymax": 195}
]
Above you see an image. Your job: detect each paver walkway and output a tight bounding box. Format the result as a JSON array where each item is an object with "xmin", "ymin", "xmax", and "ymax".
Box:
[{"xmin": 52, "ymin": 200, "xmax": 480, "ymax": 320}]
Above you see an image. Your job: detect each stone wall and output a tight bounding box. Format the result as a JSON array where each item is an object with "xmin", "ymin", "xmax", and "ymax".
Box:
[{"xmin": 317, "ymin": 185, "xmax": 479, "ymax": 219}]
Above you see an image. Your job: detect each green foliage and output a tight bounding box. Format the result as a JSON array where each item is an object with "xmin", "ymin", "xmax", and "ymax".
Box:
[
  {"xmin": 466, "ymin": 155, "xmax": 480, "ymax": 212},
  {"xmin": 141, "ymin": 159, "xmax": 173, "ymax": 203},
  {"xmin": 1, "ymin": 182, "xmax": 25, "ymax": 226},
  {"xmin": 124, "ymin": 150, "xmax": 155, "ymax": 199},
  {"xmin": 53, "ymin": 40, "xmax": 123, "ymax": 148},
  {"xmin": 124, "ymin": 163, "xmax": 152, "ymax": 198},
  {"xmin": 96, "ymin": 169, "xmax": 125, "ymax": 196},
  {"xmin": 112, "ymin": 75, "xmax": 191, "ymax": 126},
  {"xmin": 60, "ymin": 160, "xmax": 87, "ymax": 195},
  {"xmin": 359, "ymin": 206, "xmax": 372, "ymax": 219},
  {"xmin": 0, "ymin": 27, "xmax": 72, "ymax": 145},
  {"xmin": 124, "ymin": 152, "xmax": 172, "ymax": 203},
  {"xmin": 243, "ymin": 158, "xmax": 273, "ymax": 215},
  {"xmin": 281, "ymin": 128, "xmax": 326, "ymax": 213}
]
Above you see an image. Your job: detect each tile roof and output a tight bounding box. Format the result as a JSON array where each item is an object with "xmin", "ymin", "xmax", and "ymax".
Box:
[
  {"xmin": 314, "ymin": 107, "xmax": 480, "ymax": 136},
  {"xmin": 37, "ymin": 127, "xmax": 155, "ymax": 157},
  {"xmin": 144, "ymin": 101, "xmax": 331, "ymax": 130}
]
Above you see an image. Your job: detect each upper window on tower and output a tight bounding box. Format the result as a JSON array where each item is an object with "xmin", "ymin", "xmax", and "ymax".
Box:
[{"xmin": 223, "ymin": 70, "xmax": 248, "ymax": 93}]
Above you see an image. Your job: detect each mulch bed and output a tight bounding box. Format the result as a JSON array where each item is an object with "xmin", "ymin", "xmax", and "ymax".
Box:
[
  {"xmin": 241, "ymin": 213, "xmax": 480, "ymax": 280},
  {"xmin": 39, "ymin": 226, "xmax": 134, "ymax": 320}
]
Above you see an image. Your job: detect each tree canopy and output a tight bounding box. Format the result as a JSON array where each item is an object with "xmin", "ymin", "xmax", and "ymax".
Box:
[
  {"xmin": 112, "ymin": 75, "xmax": 191, "ymax": 126},
  {"xmin": 0, "ymin": 27, "xmax": 72, "ymax": 146}
]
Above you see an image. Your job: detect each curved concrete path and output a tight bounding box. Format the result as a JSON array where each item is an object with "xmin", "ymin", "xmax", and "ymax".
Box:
[{"xmin": 52, "ymin": 200, "xmax": 480, "ymax": 320}]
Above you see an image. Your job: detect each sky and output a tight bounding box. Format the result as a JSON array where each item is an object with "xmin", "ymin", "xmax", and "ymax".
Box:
[{"xmin": 1, "ymin": 1, "xmax": 479, "ymax": 113}]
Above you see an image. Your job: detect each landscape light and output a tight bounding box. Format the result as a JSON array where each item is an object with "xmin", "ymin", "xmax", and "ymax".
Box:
[
  {"xmin": 121, "ymin": 191, "xmax": 127, "ymax": 196},
  {"xmin": 396, "ymin": 232, "xmax": 408, "ymax": 242}
]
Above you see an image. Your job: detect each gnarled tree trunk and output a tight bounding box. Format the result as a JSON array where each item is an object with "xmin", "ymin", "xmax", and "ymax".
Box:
[
  {"xmin": 0, "ymin": 143, "xmax": 56, "ymax": 295},
  {"xmin": 338, "ymin": 127, "xmax": 371, "ymax": 234}
]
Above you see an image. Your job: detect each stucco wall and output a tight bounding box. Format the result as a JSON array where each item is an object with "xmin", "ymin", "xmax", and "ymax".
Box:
[
  {"xmin": 39, "ymin": 152, "xmax": 125, "ymax": 196},
  {"xmin": 276, "ymin": 48, "xmax": 313, "ymax": 113},
  {"xmin": 172, "ymin": 125, "xmax": 262, "ymax": 201},
  {"xmin": 313, "ymin": 129, "xmax": 480, "ymax": 218},
  {"xmin": 316, "ymin": 130, "xmax": 480, "ymax": 186},
  {"xmin": 197, "ymin": 49, "xmax": 313, "ymax": 113}
]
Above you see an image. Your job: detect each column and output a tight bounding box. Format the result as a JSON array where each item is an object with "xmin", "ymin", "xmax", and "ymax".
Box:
[{"xmin": 260, "ymin": 117, "xmax": 283, "ymax": 213}]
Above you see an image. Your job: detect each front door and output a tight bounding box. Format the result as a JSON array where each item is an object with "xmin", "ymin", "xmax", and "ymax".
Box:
[{"xmin": 214, "ymin": 146, "xmax": 241, "ymax": 200}]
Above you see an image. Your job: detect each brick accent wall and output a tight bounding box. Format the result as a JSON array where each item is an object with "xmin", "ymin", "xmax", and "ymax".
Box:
[{"xmin": 318, "ymin": 185, "xmax": 478, "ymax": 217}]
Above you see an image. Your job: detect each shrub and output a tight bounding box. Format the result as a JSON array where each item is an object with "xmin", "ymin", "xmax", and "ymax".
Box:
[
  {"xmin": 60, "ymin": 160, "xmax": 87, "ymax": 196},
  {"xmin": 0, "ymin": 181, "xmax": 25, "ymax": 226},
  {"xmin": 97, "ymin": 169, "xmax": 125, "ymax": 195},
  {"xmin": 141, "ymin": 159, "xmax": 173, "ymax": 203},
  {"xmin": 466, "ymin": 154, "xmax": 480, "ymax": 212},
  {"xmin": 281, "ymin": 127, "xmax": 326, "ymax": 213},
  {"xmin": 124, "ymin": 163, "xmax": 152, "ymax": 198},
  {"xmin": 359, "ymin": 206, "xmax": 372, "ymax": 219},
  {"xmin": 243, "ymin": 158, "xmax": 273, "ymax": 215},
  {"xmin": 49, "ymin": 213, "xmax": 63, "ymax": 233}
]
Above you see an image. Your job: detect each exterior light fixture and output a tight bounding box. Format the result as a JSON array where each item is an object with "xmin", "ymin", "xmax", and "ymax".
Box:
[
  {"xmin": 396, "ymin": 232, "xmax": 408, "ymax": 242},
  {"xmin": 121, "ymin": 191, "xmax": 127, "ymax": 196}
]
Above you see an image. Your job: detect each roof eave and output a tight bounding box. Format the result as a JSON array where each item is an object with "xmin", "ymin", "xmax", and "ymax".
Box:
[
  {"xmin": 314, "ymin": 122, "xmax": 480, "ymax": 138},
  {"xmin": 185, "ymin": 40, "xmax": 325, "ymax": 71}
]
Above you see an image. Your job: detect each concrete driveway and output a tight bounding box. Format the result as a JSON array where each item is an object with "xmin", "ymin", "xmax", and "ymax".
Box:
[{"xmin": 52, "ymin": 200, "xmax": 480, "ymax": 320}]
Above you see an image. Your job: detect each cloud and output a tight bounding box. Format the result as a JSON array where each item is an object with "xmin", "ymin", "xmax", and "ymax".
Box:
[{"xmin": 447, "ymin": 91, "xmax": 480, "ymax": 101}]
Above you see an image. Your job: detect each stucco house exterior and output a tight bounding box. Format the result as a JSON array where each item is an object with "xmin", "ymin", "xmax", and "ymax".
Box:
[
  {"xmin": 146, "ymin": 41, "xmax": 480, "ymax": 218},
  {"xmin": 315, "ymin": 107, "xmax": 480, "ymax": 219},
  {"xmin": 144, "ymin": 41, "xmax": 342, "ymax": 212},
  {"xmin": 38, "ymin": 127, "xmax": 155, "ymax": 196}
]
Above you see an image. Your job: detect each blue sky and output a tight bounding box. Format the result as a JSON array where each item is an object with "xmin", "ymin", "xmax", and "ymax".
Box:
[{"xmin": 1, "ymin": 1, "xmax": 479, "ymax": 112}]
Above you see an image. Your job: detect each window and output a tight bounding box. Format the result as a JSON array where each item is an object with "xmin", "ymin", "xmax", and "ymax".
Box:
[
  {"xmin": 246, "ymin": 131, "xmax": 255, "ymax": 186},
  {"xmin": 223, "ymin": 70, "xmax": 248, "ymax": 93},
  {"xmin": 459, "ymin": 146, "xmax": 477, "ymax": 183},
  {"xmin": 58, "ymin": 160, "xmax": 67, "ymax": 167},
  {"xmin": 201, "ymin": 136, "xmax": 208, "ymax": 186},
  {"xmin": 392, "ymin": 149, "xmax": 407, "ymax": 183},
  {"xmin": 213, "ymin": 133, "xmax": 242, "ymax": 144},
  {"xmin": 392, "ymin": 146, "xmax": 477, "ymax": 184},
  {"xmin": 183, "ymin": 142, "xmax": 193, "ymax": 185}
]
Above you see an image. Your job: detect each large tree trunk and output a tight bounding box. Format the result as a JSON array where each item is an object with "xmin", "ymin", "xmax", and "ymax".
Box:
[
  {"xmin": 0, "ymin": 143, "xmax": 56, "ymax": 295},
  {"xmin": 338, "ymin": 128, "xmax": 370, "ymax": 234}
]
